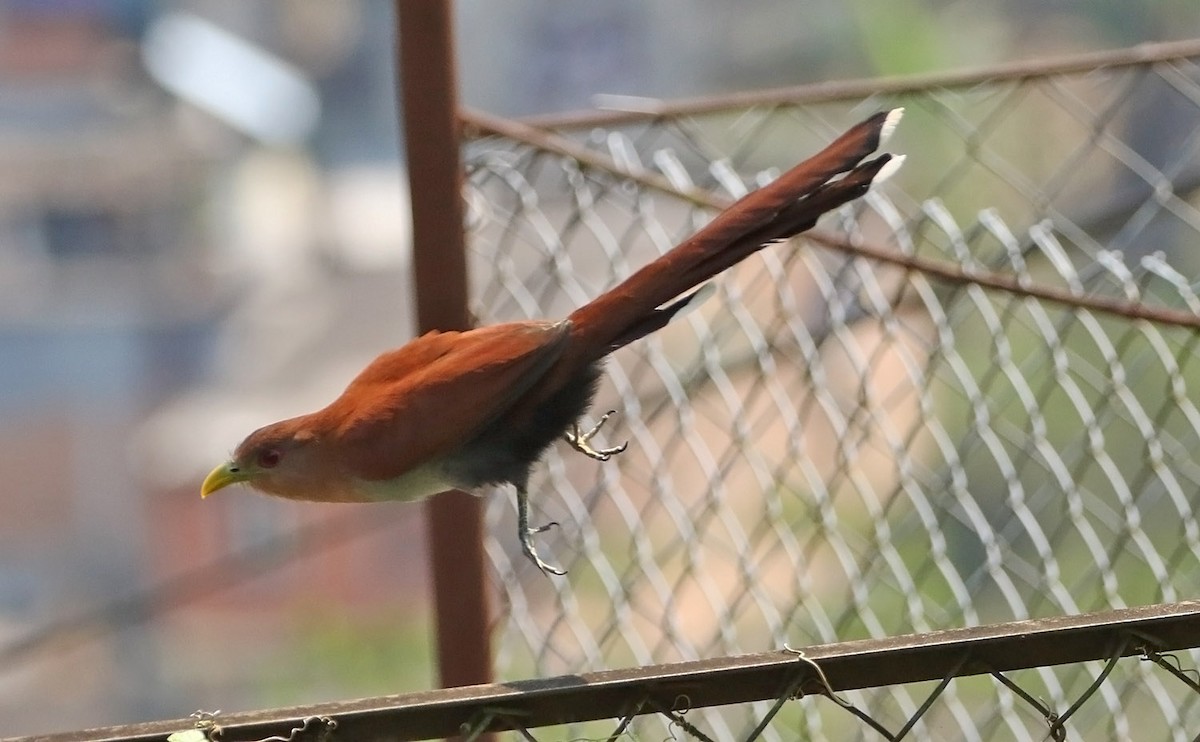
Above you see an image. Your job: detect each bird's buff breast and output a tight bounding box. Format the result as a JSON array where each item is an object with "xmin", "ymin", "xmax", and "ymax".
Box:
[{"xmin": 348, "ymin": 461, "xmax": 459, "ymax": 503}]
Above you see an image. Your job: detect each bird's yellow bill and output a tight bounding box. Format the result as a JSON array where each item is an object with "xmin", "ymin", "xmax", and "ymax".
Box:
[{"xmin": 201, "ymin": 461, "xmax": 248, "ymax": 498}]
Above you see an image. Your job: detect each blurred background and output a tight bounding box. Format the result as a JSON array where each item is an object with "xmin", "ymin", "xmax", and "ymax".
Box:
[{"xmin": 1, "ymin": 0, "xmax": 1199, "ymax": 736}]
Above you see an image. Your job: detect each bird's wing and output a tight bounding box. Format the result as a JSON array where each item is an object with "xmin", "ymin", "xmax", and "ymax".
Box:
[{"xmin": 328, "ymin": 321, "xmax": 571, "ymax": 481}]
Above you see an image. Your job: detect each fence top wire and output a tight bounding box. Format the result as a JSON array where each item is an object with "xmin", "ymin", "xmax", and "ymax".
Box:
[
  {"xmin": 460, "ymin": 107, "xmax": 1200, "ymax": 332},
  {"xmin": 12, "ymin": 602, "xmax": 1198, "ymax": 742},
  {"xmin": 518, "ymin": 37, "xmax": 1200, "ymax": 129}
]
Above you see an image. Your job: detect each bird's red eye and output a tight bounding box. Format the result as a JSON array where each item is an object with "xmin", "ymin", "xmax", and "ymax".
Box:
[{"xmin": 257, "ymin": 449, "xmax": 281, "ymax": 469}]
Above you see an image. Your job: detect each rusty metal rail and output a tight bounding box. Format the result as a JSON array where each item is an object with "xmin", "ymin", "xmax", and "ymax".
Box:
[
  {"xmin": 518, "ymin": 37, "xmax": 1200, "ymax": 129},
  {"xmin": 11, "ymin": 602, "xmax": 1200, "ymax": 742}
]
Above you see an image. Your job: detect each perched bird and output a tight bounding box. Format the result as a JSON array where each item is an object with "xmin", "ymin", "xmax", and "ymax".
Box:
[{"xmin": 202, "ymin": 109, "xmax": 904, "ymax": 574}]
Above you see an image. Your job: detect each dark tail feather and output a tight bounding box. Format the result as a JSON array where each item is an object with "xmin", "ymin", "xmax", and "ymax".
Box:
[
  {"xmin": 605, "ymin": 285, "xmax": 710, "ymax": 352},
  {"xmin": 569, "ymin": 109, "xmax": 903, "ymax": 358}
]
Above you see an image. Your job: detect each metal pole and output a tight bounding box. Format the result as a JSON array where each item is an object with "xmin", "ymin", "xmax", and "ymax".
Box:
[{"xmin": 395, "ymin": 0, "xmax": 493, "ymax": 694}]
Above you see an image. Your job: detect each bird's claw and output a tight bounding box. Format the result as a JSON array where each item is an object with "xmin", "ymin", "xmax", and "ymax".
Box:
[
  {"xmin": 565, "ymin": 410, "xmax": 629, "ymax": 461},
  {"xmin": 516, "ymin": 489, "xmax": 566, "ymax": 576},
  {"xmin": 529, "ymin": 520, "xmax": 559, "ymax": 535},
  {"xmin": 520, "ymin": 525, "xmax": 566, "ymax": 576}
]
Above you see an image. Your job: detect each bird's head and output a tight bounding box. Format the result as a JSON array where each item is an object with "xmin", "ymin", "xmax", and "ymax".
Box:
[{"xmin": 201, "ymin": 422, "xmax": 323, "ymax": 500}]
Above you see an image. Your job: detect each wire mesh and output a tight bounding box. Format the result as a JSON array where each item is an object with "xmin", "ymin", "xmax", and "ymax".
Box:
[
  {"xmin": 461, "ymin": 46, "xmax": 1200, "ymax": 739},
  {"xmin": 447, "ymin": 643, "xmax": 1200, "ymax": 742}
]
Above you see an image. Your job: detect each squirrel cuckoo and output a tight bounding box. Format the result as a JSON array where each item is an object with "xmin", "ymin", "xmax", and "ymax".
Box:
[{"xmin": 202, "ymin": 109, "xmax": 904, "ymax": 574}]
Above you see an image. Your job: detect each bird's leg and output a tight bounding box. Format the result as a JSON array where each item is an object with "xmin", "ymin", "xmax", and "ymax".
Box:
[
  {"xmin": 516, "ymin": 488, "xmax": 566, "ymax": 576},
  {"xmin": 565, "ymin": 409, "xmax": 628, "ymax": 461}
]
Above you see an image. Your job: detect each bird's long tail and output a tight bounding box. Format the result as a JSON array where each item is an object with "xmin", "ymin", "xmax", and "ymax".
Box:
[{"xmin": 567, "ymin": 108, "xmax": 903, "ymax": 358}]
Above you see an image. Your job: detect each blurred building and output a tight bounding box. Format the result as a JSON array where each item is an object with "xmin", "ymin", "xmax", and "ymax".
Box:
[{"xmin": 0, "ymin": 1, "xmax": 422, "ymax": 733}]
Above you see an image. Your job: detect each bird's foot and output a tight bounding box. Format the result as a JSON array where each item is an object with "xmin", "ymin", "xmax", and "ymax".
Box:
[
  {"xmin": 520, "ymin": 522, "xmax": 566, "ymax": 576},
  {"xmin": 565, "ymin": 410, "xmax": 628, "ymax": 461},
  {"xmin": 517, "ymin": 489, "xmax": 566, "ymax": 576}
]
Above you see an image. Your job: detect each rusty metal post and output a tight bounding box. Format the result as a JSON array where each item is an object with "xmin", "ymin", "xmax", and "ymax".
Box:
[{"xmin": 395, "ymin": 0, "xmax": 493, "ymax": 694}]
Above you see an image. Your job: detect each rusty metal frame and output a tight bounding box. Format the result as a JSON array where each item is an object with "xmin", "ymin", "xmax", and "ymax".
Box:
[
  {"xmin": 396, "ymin": 0, "xmax": 493, "ymax": 696},
  {"xmin": 17, "ymin": 602, "xmax": 1199, "ymax": 742}
]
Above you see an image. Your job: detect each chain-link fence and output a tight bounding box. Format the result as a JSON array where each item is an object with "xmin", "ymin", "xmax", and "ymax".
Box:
[
  {"xmin": 14, "ymin": 37, "xmax": 1200, "ymax": 742},
  {"xmin": 459, "ymin": 41, "xmax": 1200, "ymax": 739}
]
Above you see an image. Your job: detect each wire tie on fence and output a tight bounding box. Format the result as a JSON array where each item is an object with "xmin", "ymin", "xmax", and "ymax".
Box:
[
  {"xmin": 167, "ymin": 710, "xmax": 224, "ymax": 742},
  {"xmin": 670, "ymin": 693, "xmax": 692, "ymax": 715},
  {"xmin": 659, "ymin": 715, "xmax": 679, "ymax": 742},
  {"xmin": 1044, "ymin": 712, "xmax": 1066, "ymax": 742},
  {"xmin": 781, "ymin": 644, "xmax": 852, "ymax": 708},
  {"xmin": 782, "ymin": 645, "xmax": 901, "ymax": 738},
  {"xmin": 646, "ymin": 695, "xmax": 717, "ymax": 742},
  {"xmin": 664, "ymin": 714, "xmax": 710, "ymax": 742},
  {"xmin": 993, "ymin": 668, "xmax": 1070, "ymax": 742},
  {"xmin": 1140, "ymin": 647, "xmax": 1200, "ymax": 694},
  {"xmin": 460, "ymin": 710, "xmax": 495, "ymax": 741},
  {"xmin": 664, "ymin": 692, "xmax": 694, "ymax": 738},
  {"xmin": 193, "ymin": 710, "xmax": 223, "ymax": 729},
  {"xmin": 251, "ymin": 716, "xmax": 339, "ymax": 742},
  {"xmin": 314, "ymin": 716, "xmax": 338, "ymax": 742}
]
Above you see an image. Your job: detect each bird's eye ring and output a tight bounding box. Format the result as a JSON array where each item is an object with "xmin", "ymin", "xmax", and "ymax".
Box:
[{"xmin": 257, "ymin": 449, "xmax": 281, "ymax": 469}]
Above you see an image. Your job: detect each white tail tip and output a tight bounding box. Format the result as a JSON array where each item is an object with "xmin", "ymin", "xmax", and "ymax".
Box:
[
  {"xmin": 679, "ymin": 283, "xmax": 717, "ymax": 316},
  {"xmin": 872, "ymin": 154, "xmax": 906, "ymax": 186},
  {"xmin": 880, "ymin": 107, "xmax": 905, "ymax": 146}
]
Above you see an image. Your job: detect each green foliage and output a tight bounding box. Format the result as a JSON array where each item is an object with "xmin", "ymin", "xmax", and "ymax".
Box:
[{"xmin": 260, "ymin": 607, "xmax": 433, "ymax": 704}]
